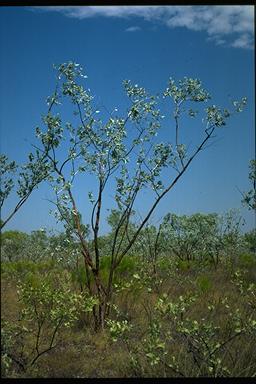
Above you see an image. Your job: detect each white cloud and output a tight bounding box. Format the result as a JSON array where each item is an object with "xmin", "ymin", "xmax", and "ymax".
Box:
[
  {"xmin": 125, "ymin": 26, "xmax": 141, "ymax": 32},
  {"xmin": 36, "ymin": 5, "xmax": 162, "ymax": 20},
  {"xmin": 35, "ymin": 5, "xmax": 254, "ymax": 49},
  {"xmin": 207, "ymin": 35, "xmax": 226, "ymax": 46},
  {"xmin": 231, "ymin": 33, "xmax": 253, "ymax": 49}
]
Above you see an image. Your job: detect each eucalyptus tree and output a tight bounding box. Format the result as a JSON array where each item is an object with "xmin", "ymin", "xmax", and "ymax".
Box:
[
  {"xmin": 0, "ymin": 230, "xmax": 29, "ymax": 262},
  {"xmin": 159, "ymin": 211, "xmax": 245, "ymax": 267},
  {"xmin": 160, "ymin": 213, "xmax": 220, "ymax": 264},
  {"xmin": 32, "ymin": 61, "xmax": 246, "ymax": 329}
]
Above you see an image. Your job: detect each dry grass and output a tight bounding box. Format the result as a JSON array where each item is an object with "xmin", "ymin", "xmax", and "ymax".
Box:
[{"xmin": 1, "ymin": 257, "xmax": 256, "ymax": 378}]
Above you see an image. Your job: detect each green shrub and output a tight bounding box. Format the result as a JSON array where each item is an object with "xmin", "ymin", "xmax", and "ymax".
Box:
[
  {"xmin": 71, "ymin": 266, "xmax": 89, "ymax": 288},
  {"xmin": 238, "ymin": 253, "xmax": 256, "ymax": 268},
  {"xmin": 176, "ymin": 260, "xmax": 191, "ymax": 271},
  {"xmin": 196, "ymin": 275, "xmax": 212, "ymax": 293},
  {"xmin": 1, "ymin": 270, "xmax": 99, "ymax": 375},
  {"xmin": 116, "ymin": 255, "xmax": 138, "ymax": 275},
  {"xmin": 157, "ymin": 257, "xmax": 173, "ymax": 272},
  {"xmin": 1, "ymin": 260, "xmax": 59, "ymax": 280}
]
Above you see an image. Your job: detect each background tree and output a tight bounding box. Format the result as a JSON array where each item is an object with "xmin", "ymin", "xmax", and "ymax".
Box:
[
  {"xmin": 1, "ymin": 230, "xmax": 29, "ymax": 262},
  {"xmin": 160, "ymin": 213, "xmax": 220, "ymax": 264}
]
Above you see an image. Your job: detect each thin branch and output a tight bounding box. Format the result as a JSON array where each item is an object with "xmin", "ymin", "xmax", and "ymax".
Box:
[{"xmin": 174, "ymin": 101, "xmax": 185, "ymax": 170}]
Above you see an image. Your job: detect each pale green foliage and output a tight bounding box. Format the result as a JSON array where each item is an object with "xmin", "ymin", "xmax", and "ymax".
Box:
[
  {"xmin": 143, "ymin": 321, "xmax": 167, "ymax": 367},
  {"xmin": 0, "ymin": 149, "xmax": 50, "ymax": 229},
  {"xmin": 163, "ymin": 77, "xmax": 211, "ymax": 103},
  {"xmin": 17, "ymin": 151, "xmax": 50, "ymax": 199},
  {"xmin": 0, "ymin": 155, "xmax": 17, "ymax": 207},
  {"xmin": 205, "ymin": 105, "xmax": 229, "ymax": 127},
  {"xmin": 232, "ymin": 97, "xmax": 247, "ymax": 113},
  {"xmin": 1, "ymin": 320, "xmax": 28, "ymax": 376},
  {"xmin": 106, "ymin": 319, "xmax": 132, "ymax": 342},
  {"xmin": 7, "ymin": 271, "xmax": 99, "ymax": 368},
  {"xmin": 18, "ymin": 272, "xmax": 97, "ymax": 327},
  {"xmin": 47, "ymin": 231, "xmax": 82, "ymax": 266}
]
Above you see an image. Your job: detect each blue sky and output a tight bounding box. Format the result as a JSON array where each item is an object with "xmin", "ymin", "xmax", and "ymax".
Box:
[{"xmin": 0, "ymin": 5, "xmax": 255, "ymax": 234}]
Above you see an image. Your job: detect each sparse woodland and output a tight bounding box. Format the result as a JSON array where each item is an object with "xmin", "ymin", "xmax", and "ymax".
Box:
[{"xmin": 1, "ymin": 62, "xmax": 255, "ymax": 378}]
